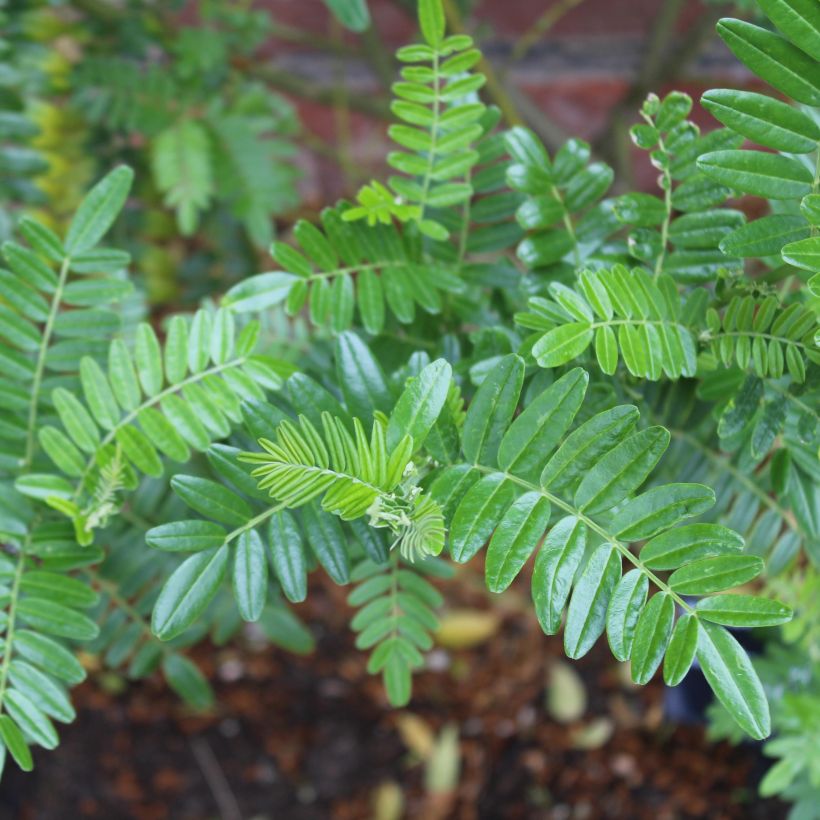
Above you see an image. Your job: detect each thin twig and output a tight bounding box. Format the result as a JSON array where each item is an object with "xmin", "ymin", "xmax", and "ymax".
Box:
[
  {"xmin": 510, "ymin": 0, "xmax": 588, "ymax": 63},
  {"xmin": 441, "ymin": 0, "xmax": 523, "ymax": 127},
  {"xmin": 190, "ymin": 736, "xmax": 243, "ymax": 820}
]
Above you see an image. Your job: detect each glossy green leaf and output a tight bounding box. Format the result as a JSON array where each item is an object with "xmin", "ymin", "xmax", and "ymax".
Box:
[
  {"xmin": 64, "ymin": 166, "xmax": 134, "ymax": 255},
  {"xmin": 716, "ymin": 18, "xmax": 820, "ymax": 106},
  {"xmin": 302, "ymin": 502, "xmax": 350, "ymax": 585},
  {"xmin": 485, "ymin": 492, "xmax": 551, "ymax": 593},
  {"xmin": 574, "ymin": 426, "xmax": 670, "ymax": 514},
  {"xmin": 610, "ymin": 483, "xmax": 715, "ymax": 541},
  {"xmin": 418, "ymin": 0, "xmax": 445, "ymax": 46},
  {"xmin": 146, "ymin": 520, "xmax": 227, "ymax": 552},
  {"xmin": 720, "ymin": 214, "xmax": 809, "ymax": 257},
  {"xmin": 498, "ymin": 368, "xmax": 587, "ymax": 481},
  {"xmin": 696, "ymin": 621, "xmax": 770, "ymax": 739},
  {"xmin": 152, "ymin": 545, "xmax": 230, "ymax": 640},
  {"xmin": 531, "ymin": 518, "xmax": 587, "ymax": 636},
  {"xmin": 233, "ymin": 529, "xmax": 267, "ymax": 622},
  {"xmin": 16, "ymin": 598, "xmax": 99, "ymax": 641},
  {"xmin": 698, "ymin": 150, "xmax": 813, "ymax": 199},
  {"xmin": 669, "ymin": 555, "xmax": 764, "ymax": 595},
  {"xmin": 532, "ymin": 323, "xmax": 593, "ymax": 368},
  {"xmin": 541, "ymin": 405, "xmax": 639, "ymax": 492},
  {"xmin": 564, "ymin": 544, "xmax": 621, "ymax": 659},
  {"xmin": 336, "ymin": 331, "xmax": 391, "ymax": 420},
  {"xmin": 387, "ymin": 359, "xmax": 451, "ymax": 452},
  {"xmin": 756, "ymin": 0, "xmax": 820, "ymax": 57},
  {"xmin": 462, "ymin": 353, "xmax": 524, "ymax": 467},
  {"xmin": 0, "ymin": 715, "xmax": 32, "ymax": 771},
  {"xmin": 701, "ymin": 89, "xmax": 819, "ymax": 153},
  {"xmin": 135, "ymin": 323, "xmax": 163, "ymax": 397},
  {"xmin": 782, "ymin": 236, "xmax": 820, "ymax": 272},
  {"xmin": 663, "ymin": 613, "xmax": 698, "ymax": 686},
  {"xmin": 606, "ymin": 569, "xmax": 648, "ymax": 662},
  {"xmin": 171, "ymin": 476, "xmax": 252, "ymax": 527},
  {"xmin": 162, "ymin": 653, "xmax": 214, "ymax": 710},
  {"xmin": 450, "ymin": 472, "xmax": 517, "ymax": 563},
  {"xmin": 640, "ymin": 524, "xmax": 745, "ymax": 570},
  {"xmin": 268, "ymin": 510, "xmax": 307, "ymax": 603},
  {"xmin": 630, "ymin": 593, "xmax": 674, "ymax": 684},
  {"xmin": 695, "ymin": 594, "xmax": 793, "ymax": 627}
]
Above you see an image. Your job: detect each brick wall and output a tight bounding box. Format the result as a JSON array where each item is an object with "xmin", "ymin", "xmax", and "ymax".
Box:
[{"xmin": 230, "ymin": 0, "xmax": 759, "ymax": 204}]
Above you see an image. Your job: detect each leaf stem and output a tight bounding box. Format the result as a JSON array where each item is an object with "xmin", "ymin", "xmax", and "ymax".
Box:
[
  {"xmin": 72, "ymin": 355, "xmax": 248, "ymax": 501},
  {"xmin": 473, "ymin": 465, "xmax": 693, "ymax": 613},
  {"xmin": 0, "ymin": 544, "xmax": 28, "ymax": 714},
  {"xmin": 23, "ymin": 256, "xmax": 71, "ymax": 469}
]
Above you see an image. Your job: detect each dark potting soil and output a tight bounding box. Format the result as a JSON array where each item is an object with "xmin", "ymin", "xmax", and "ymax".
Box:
[{"xmin": 0, "ymin": 568, "xmax": 786, "ymax": 820}]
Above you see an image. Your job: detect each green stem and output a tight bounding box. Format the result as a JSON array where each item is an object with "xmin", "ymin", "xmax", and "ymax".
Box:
[
  {"xmin": 23, "ymin": 257, "xmax": 71, "ymax": 469},
  {"xmin": 0, "ymin": 546, "xmax": 27, "ymax": 713},
  {"xmin": 417, "ymin": 48, "xmax": 441, "ymax": 226},
  {"xmin": 72, "ymin": 356, "xmax": 248, "ymax": 501},
  {"xmin": 652, "ymin": 132, "xmax": 672, "ymax": 280},
  {"xmin": 473, "ymin": 465, "xmax": 693, "ymax": 613},
  {"xmin": 555, "ymin": 185, "xmax": 581, "ymax": 269},
  {"xmin": 704, "ymin": 329, "xmax": 812, "ymax": 354},
  {"xmin": 87, "ymin": 571, "xmax": 170, "ymax": 654},
  {"xmin": 224, "ymin": 503, "xmax": 288, "ymax": 545}
]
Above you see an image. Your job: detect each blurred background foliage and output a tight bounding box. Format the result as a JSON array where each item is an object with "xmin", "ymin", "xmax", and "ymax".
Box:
[{"xmin": 1, "ymin": 0, "xmax": 818, "ymax": 816}]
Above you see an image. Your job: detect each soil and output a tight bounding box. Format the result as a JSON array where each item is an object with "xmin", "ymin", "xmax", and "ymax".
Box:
[{"xmin": 0, "ymin": 567, "xmax": 786, "ymax": 820}]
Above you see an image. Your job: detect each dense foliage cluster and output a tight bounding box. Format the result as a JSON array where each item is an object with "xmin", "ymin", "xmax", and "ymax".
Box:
[{"xmin": 0, "ymin": 0, "xmax": 818, "ymax": 802}]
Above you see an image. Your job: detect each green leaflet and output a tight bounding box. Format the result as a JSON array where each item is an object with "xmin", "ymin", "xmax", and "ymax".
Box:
[
  {"xmin": 322, "ymin": 0, "xmax": 370, "ymax": 32},
  {"xmin": 640, "ymin": 524, "xmax": 745, "ymax": 570},
  {"xmin": 268, "ymin": 510, "xmax": 308, "ymax": 603},
  {"xmin": 606, "ymin": 569, "xmax": 648, "ymax": 662},
  {"xmin": 449, "ymin": 472, "xmax": 517, "ymax": 563},
  {"xmin": 663, "ymin": 614, "xmax": 699, "ymax": 686},
  {"xmin": 540, "ymin": 405, "xmax": 639, "ymax": 492},
  {"xmin": 461, "ymin": 354, "xmax": 524, "ymax": 467},
  {"xmin": 485, "ymin": 492, "xmax": 551, "ymax": 593},
  {"xmin": 0, "ymin": 715, "xmax": 33, "ymax": 771},
  {"xmin": 564, "ymin": 544, "xmax": 621, "ymax": 659},
  {"xmin": 630, "ymin": 593, "xmax": 675, "ymax": 684},
  {"xmin": 64, "ymin": 166, "xmax": 134, "ymax": 255},
  {"xmin": 695, "ymin": 594, "xmax": 793, "ymax": 627},
  {"xmin": 574, "ymin": 427, "xmax": 670, "ymax": 514},
  {"xmin": 720, "ymin": 214, "xmax": 810, "ymax": 258},
  {"xmin": 162, "ymin": 654, "xmax": 214, "ymax": 711},
  {"xmin": 532, "ymin": 324, "xmax": 593, "ymax": 368},
  {"xmin": 302, "ymin": 502, "xmax": 350, "ymax": 585},
  {"xmin": 609, "ymin": 484, "xmax": 715, "ymax": 541},
  {"xmin": 146, "ymin": 520, "xmax": 227, "ymax": 552},
  {"xmin": 696, "ymin": 621, "xmax": 770, "ymax": 739},
  {"xmin": 697, "ymin": 150, "xmax": 813, "ymax": 199},
  {"xmin": 782, "ymin": 236, "xmax": 820, "ymax": 272},
  {"xmin": 701, "ymin": 89, "xmax": 820, "ymax": 153},
  {"xmin": 497, "ymin": 368, "xmax": 587, "ymax": 480},
  {"xmin": 757, "ymin": 0, "xmax": 820, "ymax": 55},
  {"xmin": 170, "ymin": 476, "xmax": 252, "ymax": 527},
  {"xmin": 387, "ymin": 359, "xmax": 452, "ymax": 452},
  {"xmin": 335, "ymin": 331, "xmax": 392, "ymax": 420},
  {"xmin": 668, "ymin": 555, "xmax": 764, "ymax": 595},
  {"xmin": 152, "ymin": 545, "xmax": 230, "ymax": 640},
  {"xmin": 716, "ymin": 18, "xmax": 820, "ymax": 107},
  {"xmin": 233, "ymin": 529, "xmax": 267, "ymax": 622}
]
